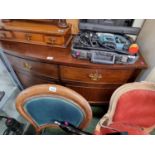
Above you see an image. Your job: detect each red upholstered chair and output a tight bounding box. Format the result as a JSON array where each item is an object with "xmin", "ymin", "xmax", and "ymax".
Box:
[{"xmin": 95, "ymin": 82, "xmax": 155, "ymax": 135}]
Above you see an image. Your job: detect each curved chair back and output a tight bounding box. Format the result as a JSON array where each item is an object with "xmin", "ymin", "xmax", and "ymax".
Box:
[
  {"xmin": 16, "ymin": 84, "xmax": 92, "ymax": 134},
  {"xmin": 95, "ymin": 82, "xmax": 155, "ymax": 134}
]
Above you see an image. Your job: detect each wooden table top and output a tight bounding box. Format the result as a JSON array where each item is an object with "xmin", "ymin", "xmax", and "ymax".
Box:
[{"xmin": 1, "ymin": 41, "xmax": 147, "ymax": 69}]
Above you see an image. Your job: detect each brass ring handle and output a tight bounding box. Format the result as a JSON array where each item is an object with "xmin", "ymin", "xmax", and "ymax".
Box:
[
  {"xmin": 23, "ymin": 62, "xmax": 32, "ymax": 71},
  {"xmin": 88, "ymin": 72, "xmax": 102, "ymax": 81}
]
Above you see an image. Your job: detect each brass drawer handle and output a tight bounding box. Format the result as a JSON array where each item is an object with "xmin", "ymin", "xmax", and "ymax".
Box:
[
  {"xmin": 23, "ymin": 62, "xmax": 32, "ymax": 71},
  {"xmin": 0, "ymin": 31, "xmax": 13, "ymax": 39},
  {"xmin": 47, "ymin": 37, "xmax": 56, "ymax": 44},
  {"xmin": 0, "ymin": 33, "xmax": 6, "ymax": 38},
  {"xmin": 25, "ymin": 33, "xmax": 32, "ymax": 41},
  {"xmin": 88, "ymin": 72, "xmax": 102, "ymax": 81}
]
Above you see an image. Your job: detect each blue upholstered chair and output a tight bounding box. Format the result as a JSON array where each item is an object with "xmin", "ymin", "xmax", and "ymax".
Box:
[{"xmin": 16, "ymin": 84, "xmax": 92, "ymax": 134}]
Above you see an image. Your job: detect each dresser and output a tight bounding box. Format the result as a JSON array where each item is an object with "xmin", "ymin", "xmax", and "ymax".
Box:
[
  {"xmin": 0, "ymin": 20, "xmax": 72, "ymax": 48},
  {"xmin": 0, "ymin": 41, "xmax": 147, "ymax": 105}
]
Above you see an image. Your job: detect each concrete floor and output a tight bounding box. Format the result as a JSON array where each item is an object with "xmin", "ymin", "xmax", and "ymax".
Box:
[{"xmin": 0, "ymin": 59, "xmax": 28, "ymax": 134}]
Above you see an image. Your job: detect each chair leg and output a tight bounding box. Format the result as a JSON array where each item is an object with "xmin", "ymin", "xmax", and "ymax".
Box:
[{"xmin": 35, "ymin": 128, "xmax": 42, "ymax": 135}]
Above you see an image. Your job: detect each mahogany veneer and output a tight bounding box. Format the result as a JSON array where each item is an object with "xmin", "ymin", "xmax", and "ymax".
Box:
[{"xmin": 1, "ymin": 41, "xmax": 147, "ymax": 105}]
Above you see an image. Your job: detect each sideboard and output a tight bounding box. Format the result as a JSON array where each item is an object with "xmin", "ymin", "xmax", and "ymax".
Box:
[{"xmin": 1, "ymin": 41, "xmax": 147, "ymax": 105}]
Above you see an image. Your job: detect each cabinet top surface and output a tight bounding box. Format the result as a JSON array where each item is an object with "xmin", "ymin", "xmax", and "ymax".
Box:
[
  {"xmin": 1, "ymin": 21, "xmax": 71, "ymax": 35},
  {"xmin": 1, "ymin": 41, "xmax": 147, "ymax": 69}
]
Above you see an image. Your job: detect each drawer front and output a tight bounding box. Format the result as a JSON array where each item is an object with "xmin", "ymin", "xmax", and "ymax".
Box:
[
  {"xmin": 44, "ymin": 35, "xmax": 64, "ymax": 45},
  {"xmin": 6, "ymin": 54, "xmax": 58, "ymax": 79},
  {"xmin": 60, "ymin": 66, "xmax": 135, "ymax": 84},
  {"xmin": 65, "ymin": 84, "xmax": 118, "ymax": 104},
  {"xmin": 15, "ymin": 70, "xmax": 56, "ymax": 88},
  {"xmin": 0, "ymin": 30, "xmax": 72, "ymax": 48},
  {"xmin": 13, "ymin": 31, "xmax": 43, "ymax": 42},
  {"xmin": 0, "ymin": 30, "xmax": 13, "ymax": 39}
]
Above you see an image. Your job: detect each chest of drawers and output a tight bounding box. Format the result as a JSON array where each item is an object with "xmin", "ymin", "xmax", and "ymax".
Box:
[
  {"xmin": 0, "ymin": 20, "xmax": 72, "ymax": 48},
  {"xmin": 1, "ymin": 41, "xmax": 147, "ymax": 105}
]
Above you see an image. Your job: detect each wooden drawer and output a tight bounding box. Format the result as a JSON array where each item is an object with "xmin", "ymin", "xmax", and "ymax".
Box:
[
  {"xmin": 0, "ymin": 30, "xmax": 72, "ymax": 48},
  {"xmin": 0, "ymin": 21, "xmax": 72, "ymax": 48},
  {"xmin": 0, "ymin": 30, "xmax": 13, "ymax": 39},
  {"xmin": 13, "ymin": 31, "xmax": 43, "ymax": 42},
  {"xmin": 65, "ymin": 84, "xmax": 118, "ymax": 104},
  {"xmin": 60, "ymin": 66, "xmax": 135, "ymax": 84},
  {"xmin": 6, "ymin": 54, "xmax": 58, "ymax": 79},
  {"xmin": 44, "ymin": 35, "xmax": 64, "ymax": 46},
  {"xmin": 15, "ymin": 70, "xmax": 57, "ymax": 88}
]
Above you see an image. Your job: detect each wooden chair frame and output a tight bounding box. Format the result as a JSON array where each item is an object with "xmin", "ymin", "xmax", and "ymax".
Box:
[{"xmin": 16, "ymin": 84, "xmax": 92, "ymax": 134}]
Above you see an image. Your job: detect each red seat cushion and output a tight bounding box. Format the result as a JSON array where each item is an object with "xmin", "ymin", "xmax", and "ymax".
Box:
[
  {"xmin": 94, "ymin": 89, "xmax": 155, "ymax": 135},
  {"xmin": 113, "ymin": 90, "xmax": 155, "ymax": 128}
]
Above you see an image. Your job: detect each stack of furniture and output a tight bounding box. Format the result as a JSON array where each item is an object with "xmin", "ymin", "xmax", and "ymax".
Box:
[{"xmin": 0, "ymin": 19, "xmax": 147, "ymax": 105}]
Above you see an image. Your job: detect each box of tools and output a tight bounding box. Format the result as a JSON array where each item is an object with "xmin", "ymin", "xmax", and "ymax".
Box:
[{"xmin": 72, "ymin": 19, "xmax": 141, "ymax": 64}]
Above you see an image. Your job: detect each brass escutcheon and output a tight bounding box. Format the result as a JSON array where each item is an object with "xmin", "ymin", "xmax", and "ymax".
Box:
[
  {"xmin": 88, "ymin": 71, "xmax": 102, "ymax": 81},
  {"xmin": 23, "ymin": 62, "xmax": 32, "ymax": 71}
]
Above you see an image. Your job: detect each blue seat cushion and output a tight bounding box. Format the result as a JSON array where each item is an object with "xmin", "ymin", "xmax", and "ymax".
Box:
[{"xmin": 24, "ymin": 96, "xmax": 84, "ymax": 127}]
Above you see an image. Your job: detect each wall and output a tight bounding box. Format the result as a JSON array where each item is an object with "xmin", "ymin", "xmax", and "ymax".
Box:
[
  {"xmin": 67, "ymin": 19, "xmax": 145, "ymax": 36},
  {"xmin": 136, "ymin": 20, "xmax": 155, "ymax": 81},
  {"xmin": 67, "ymin": 19, "xmax": 79, "ymax": 34}
]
